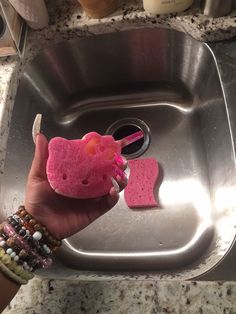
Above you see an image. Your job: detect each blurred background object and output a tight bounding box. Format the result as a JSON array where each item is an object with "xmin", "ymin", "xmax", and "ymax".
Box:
[
  {"xmin": 143, "ymin": 0, "xmax": 194, "ymax": 14},
  {"xmin": 78, "ymin": 0, "xmax": 122, "ymax": 18},
  {"xmin": 8, "ymin": 0, "xmax": 49, "ymax": 29},
  {"xmin": 201, "ymin": 0, "xmax": 234, "ymax": 17},
  {"xmin": 0, "ymin": 0, "xmax": 26, "ymax": 57}
]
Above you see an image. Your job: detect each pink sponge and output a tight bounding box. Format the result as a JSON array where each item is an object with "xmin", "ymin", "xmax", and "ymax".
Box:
[
  {"xmin": 124, "ymin": 158, "xmax": 158, "ymax": 208},
  {"xmin": 46, "ymin": 132, "xmax": 121, "ymax": 199}
]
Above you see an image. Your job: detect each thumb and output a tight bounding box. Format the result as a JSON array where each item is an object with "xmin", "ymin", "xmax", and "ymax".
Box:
[{"xmin": 29, "ymin": 133, "xmax": 48, "ymax": 180}]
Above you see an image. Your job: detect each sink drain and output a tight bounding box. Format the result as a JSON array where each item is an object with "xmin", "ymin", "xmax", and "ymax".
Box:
[{"xmin": 106, "ymin": 118, "xmax": 150, "ymax": 159}]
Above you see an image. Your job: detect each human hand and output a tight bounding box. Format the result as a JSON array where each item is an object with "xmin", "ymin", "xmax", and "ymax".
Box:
[{"xmin": 25, "ymin": 134, "xmax": 127, "ymax": 239}]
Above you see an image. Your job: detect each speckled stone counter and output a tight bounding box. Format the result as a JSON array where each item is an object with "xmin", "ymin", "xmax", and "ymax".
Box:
[
  {"xmin": 3, "ymin": 278, "xmax": 236, "ymax": 314},
  {"xmin": 1, "ymin": 1, "xmax": 236, "ymax": 313}
]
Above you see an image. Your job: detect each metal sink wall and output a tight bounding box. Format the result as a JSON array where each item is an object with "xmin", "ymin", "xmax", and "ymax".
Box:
[{"xmin": 1, "ymin": 28, "xmax": 236, "ymax": 280}]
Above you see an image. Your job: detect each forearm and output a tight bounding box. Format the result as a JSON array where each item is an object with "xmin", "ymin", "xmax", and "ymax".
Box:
[{"xmin": 0, "ymin": 271, "xmax": 20, "ymax": 313}]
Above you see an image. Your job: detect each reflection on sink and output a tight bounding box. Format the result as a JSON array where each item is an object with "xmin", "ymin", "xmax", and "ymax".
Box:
[{"xmin": 1, "ymin": 28, "xmax": 236, "ymax": 279}]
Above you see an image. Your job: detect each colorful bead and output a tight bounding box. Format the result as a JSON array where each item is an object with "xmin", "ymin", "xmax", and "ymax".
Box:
[
  {"xmin": 10, "ymin": 252, "xmax": 16, "ymax": 258},
  {"xmin": 14, "ymin": 255, "xmax": 19, "ymax": 262},
  {"xmin": 29, "ymin": 219, "xmax": 36, "ymax": 226},
  {"xmin": 10, "ymin": 220, "xmax": 17, "ymax": 227},
  {"xmin": 24, "ymin": 215, "xmax": 31, "ymax": 221},
  {"xmin": 33, "ymin": 224, "xmax": 41, "ymax": 231},
  {"xmin": 33, "ymin": 231, "xmax": 42, "ymax": 241},
  {"xmin": 0, "ymin": 240, "xmax": 5, "ymax": 247},
  {"xmin": 6, "ymin": 248, "xmax": 13, "ymax": 255},
  {"xmin": 43, "ymin": 244, "xmax": 51, "ymax": 254},
  {"xmin": 42, "ymin": 258, "xmax": 52, "ymax": 268},
  {"xmin": 7, "ymin": 261, "xmax": 17, "ymax": 271},
  {"xmin": 19, "ymin": 249, "xmax": 27, "ymax": 258},
  {"xmin": 6, "ymin": 238, "xmax": 16, "ymax": 247},
  {"xmin": 23, "ymin": 262, "xmax": 28, "ymax": 269},
  {"xmin": 15, "ymin": 225, "xmax": 21, "ymax": 232},
  {"xmin": 2, "ymin": 254, "xmax": 11, "ymax": 264},
  {"xmin": 14, "ymin": 265, "xmax": 22, "ymax": 275},
  {"xmin": 19, "ymin": 229, "xmax": 26, "ymax": 236}
]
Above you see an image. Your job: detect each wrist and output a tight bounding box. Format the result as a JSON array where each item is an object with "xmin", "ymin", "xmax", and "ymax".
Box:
[{"xmin": 0, "ymin": 271, "xmax": 20, "ymax": 313}]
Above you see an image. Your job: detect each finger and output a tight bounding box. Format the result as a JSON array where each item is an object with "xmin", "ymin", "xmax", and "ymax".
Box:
[
  {"xmin": 29, "ymin": 133, "xmax": 48, "ymax": 180},
  {"xmin": 109, "ymin": 186, "xmax": 119, "ymax": 201},
  {"xmin": 98, "ymin": 188, "xmax": 119, "ymax": 215},
  {"xmin": 114, "ymin": 154, "xmax": 127, "ymax": 170},
  {"xmin": 82, "ymin": 190, "xmax": 119, "ymax": 226},
  {"xmin": 120, "ymin": 156, "xmax": 128, "ymax": 170},
  {"xmin": 115, "ymin": 174, "xmax": 128, "ymax": 192},
  {"xmin": 111, "ymin": 177, "xmax": 120, "ymax": 193}
]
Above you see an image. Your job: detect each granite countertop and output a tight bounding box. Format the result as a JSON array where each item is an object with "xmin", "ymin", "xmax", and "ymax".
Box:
[
  {"xmin": 4, "ymin": 279, "xmax": 236, "ymax": 314},
  {"xmin": 1, "ymin": 1, "xmax": 236, "ymax": 313}
]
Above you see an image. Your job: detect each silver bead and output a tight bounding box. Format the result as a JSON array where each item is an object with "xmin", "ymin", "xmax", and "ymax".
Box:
[
  {"xmin": 10, "ymin": 252, "xmax": 16, "ymax": 258},
  {"xmin": 43, "ymin": 244, "xmax": 51, "ymax": 254},
  {"xmin": 14, "ymin": 255, "xmax": 19, "ymax": 262},
  {"xmin": 6, "ymin": 248, "xmax": 13, "ymax": 255},
  {"xmin": 33, "ymin": 231, "xmax": 42, "ymax": 241},
  {"xmin": 23, "ymin": 262, "xmax": 29, "ymax": 270},
  {"xmin": 26, "ymin": 230, "xmax": 30, "ymax": 235},
  {"xmin": 0, "ymin": 240, "xmax": 6, "ymax": 247}
]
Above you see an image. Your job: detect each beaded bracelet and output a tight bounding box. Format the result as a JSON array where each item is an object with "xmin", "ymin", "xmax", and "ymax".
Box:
[
  {"xmin": 0, "ymin": 248, "xmax": 34, "ymax": 284},
  {"xmin": 0, "ymin": 223, "xmax": 52, "ymax": 270},
  {"xmin": 0, "ymin": 206, "xmax": 61, "ymax": 285},
  {"xmin": 17, "ymin": 206, "xmax": 61, "ymax": 249},
  {"xmin": 7, "ymin": 214, "xmax": 53, "ymax": 254},
  {"xmin": 0, "ymin": 260, "xmax": 27, "ymax": 285},
  {"xmin": 5, "ymin": 215, "xmax": 53, "ymax": 258},
  {"xmin": 0, "ymin": 234, "xmax": 33, "ymax": 271}
]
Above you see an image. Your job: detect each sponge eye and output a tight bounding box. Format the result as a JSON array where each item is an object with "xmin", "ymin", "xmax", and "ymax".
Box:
[
  {"xmin": 85, "ymin": 137, "xmax": 101, "ymax": 155},
  {"xmin": 82, "ymin": 179, "xmax": 89, "ymax": 185}
]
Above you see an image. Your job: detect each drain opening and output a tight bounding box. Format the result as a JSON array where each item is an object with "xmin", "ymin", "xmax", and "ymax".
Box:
[
  {"xmin": 106, "ymin": 118, "xmax": 150, "ymax": 159},
  {"xmin": 113, "ymin": 125, "xmax": 144, "ymax": 155}
]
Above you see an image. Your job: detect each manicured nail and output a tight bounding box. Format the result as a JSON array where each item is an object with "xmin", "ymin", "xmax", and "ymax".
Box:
[
  {"xmin": 32, "ymin": 114, "xmax": 42, "ymax": 144},
  {"xmin": 110, "ymin": 177, "xmax": 120, "ymax": 193},
  {"xmin": 114, "ymin": 154, "xmax": 125, "ymax": 167}
]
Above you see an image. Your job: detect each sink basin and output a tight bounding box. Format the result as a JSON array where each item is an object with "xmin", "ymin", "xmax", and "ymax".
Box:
[{"xmin": 1, "ymin": 28, "xmax": 236, "ymax": 280}]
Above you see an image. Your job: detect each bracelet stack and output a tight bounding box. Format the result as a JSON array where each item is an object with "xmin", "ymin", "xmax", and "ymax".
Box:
[{"xmin": 0, "ymin": 206, "xmax": 61, "ymax": 285}]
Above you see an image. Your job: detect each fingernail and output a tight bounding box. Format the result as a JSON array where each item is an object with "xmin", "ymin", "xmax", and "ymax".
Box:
[
  {"xmin": 116, "ymin": 174, "xmax": 128, "ymax": 185},
  {"xmin": 113, "ymin": 165, "xmax": 125, "ymax": 178},
  {"xmin": 114, "ymin": 154, "xmax": 125, "ymax": 167},
  {"xmin": 110, "ymin": 177, "xmax": 120, "ymax": 193},
  {"xmin": 32, "ymin": 114, "xmax": 42, "ymax": 144}
]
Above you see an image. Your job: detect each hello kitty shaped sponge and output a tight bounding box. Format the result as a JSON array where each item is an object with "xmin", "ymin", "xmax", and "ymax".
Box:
[{"xmin": 46, "ymin": 132, "xmax": 121, "ymax": 199}]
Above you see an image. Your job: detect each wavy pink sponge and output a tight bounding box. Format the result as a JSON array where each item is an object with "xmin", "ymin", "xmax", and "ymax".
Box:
[
  {"xmin": 125, "ymin": 158, "xmax": 159, "ymax": 208},
  {"xmin": 46, "ymin": 132, "xmax": 121, "ymax": 199}
]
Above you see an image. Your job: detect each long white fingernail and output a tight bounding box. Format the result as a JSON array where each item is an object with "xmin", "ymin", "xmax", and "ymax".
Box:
[
  {"xmin": 111, "ymin": 177, "xmax": 120, "ymax": 193},
  {"xmin": 32, "ymin": 114, "xmax": 42, "ymax": 144}
]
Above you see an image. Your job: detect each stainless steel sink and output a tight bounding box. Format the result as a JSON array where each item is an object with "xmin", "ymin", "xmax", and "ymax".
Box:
[{"xmin": 1, "ymin": 28, "xmax": 236, "ymax": 280}]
